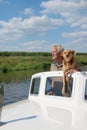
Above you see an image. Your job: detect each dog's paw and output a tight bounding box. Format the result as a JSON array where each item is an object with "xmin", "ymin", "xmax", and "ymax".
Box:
[
  {"xmin": 62, "ymin": 92, "xmax": 70, "ymax": 97},
  {"xmin": 62, "ymin": 89, "xmax": 70, "ymax": 97}
]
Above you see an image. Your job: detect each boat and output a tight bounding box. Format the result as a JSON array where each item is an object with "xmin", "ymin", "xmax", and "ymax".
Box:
[{"xmin": 0, "ymin": 71, "xmax": 87, "ymax": 130}]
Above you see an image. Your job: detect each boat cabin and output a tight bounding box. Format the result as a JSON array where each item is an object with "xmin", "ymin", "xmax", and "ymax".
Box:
[
  {"xmin": 29, "ymin": 71, "xmax": 87, "ymax": 101},
  {"xmin": 28, "ymin": 71, "xmax": 87, "ymax": 129}
]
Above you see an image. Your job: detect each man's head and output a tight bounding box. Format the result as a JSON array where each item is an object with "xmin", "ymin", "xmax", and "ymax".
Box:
[{"xmin": 51, "ymin": 45, "xmax": 64, "ymax": 60}]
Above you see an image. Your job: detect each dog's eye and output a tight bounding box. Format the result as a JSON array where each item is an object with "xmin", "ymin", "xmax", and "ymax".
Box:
[{"xmin": 64, "ymin": 52, "xmax": 66, "ymax": 54}]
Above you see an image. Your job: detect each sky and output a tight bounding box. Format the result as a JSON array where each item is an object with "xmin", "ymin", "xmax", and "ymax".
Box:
[{"xmin": 0, "ymin": 0, "xmax": 87, "ymax": 53}]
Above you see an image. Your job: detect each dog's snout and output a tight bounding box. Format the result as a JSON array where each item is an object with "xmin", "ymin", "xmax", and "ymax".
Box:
[{"xmin": 66, "ymin": 54, "xmax": 70, "ymax": 57}]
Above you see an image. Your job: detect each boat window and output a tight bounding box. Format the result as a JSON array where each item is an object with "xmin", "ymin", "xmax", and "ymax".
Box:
[
  {"xmin": 45, "ymin": 76, "xmax": 73, "ymax": 97},
  {"xmin": 30, "ymin": 78, "xmax": 40, "ymax": 95},
  {"xmin": 84, "ymin": 79, "xmax": 87, "ymax": 100}
]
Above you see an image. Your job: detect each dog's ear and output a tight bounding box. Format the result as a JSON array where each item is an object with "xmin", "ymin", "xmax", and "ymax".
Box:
[{"xmin": 71, "ymin": 50, "xmax": 76, "ymax": 56}]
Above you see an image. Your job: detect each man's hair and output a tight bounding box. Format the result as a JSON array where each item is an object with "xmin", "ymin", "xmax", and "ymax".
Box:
[{"xmin": 52, "ymin": 45, "xmax": 64, "ymax": 53}]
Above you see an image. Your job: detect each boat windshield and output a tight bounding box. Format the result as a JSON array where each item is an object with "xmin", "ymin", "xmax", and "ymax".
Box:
[{"xmin": 45, "ymin": 76, "xmax": 73, "ymax": 97}]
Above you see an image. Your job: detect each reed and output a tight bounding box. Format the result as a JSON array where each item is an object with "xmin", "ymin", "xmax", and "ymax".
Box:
[{"xmin": 0, "ymin": 52, "xmax": 87, "ymax": 72}]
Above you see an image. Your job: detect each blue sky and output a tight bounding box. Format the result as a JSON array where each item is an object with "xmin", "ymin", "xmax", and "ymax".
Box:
[{"xmin": 0, "ymin": 0, "xmax": 87, "ymax": 52}]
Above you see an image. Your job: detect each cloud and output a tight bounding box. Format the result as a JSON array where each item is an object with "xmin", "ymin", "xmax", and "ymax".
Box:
[
  {"xmin": 62, "ymin": 30, "xmax": 87, "ymax": 52},
  {"xmin": 64, "ymin": 37, "xmax": 87, "ymax": 52},
  {"xmin": 71, "ymin": 17, "xmax": 87, "ymax": 30},
  {"xmin": 41, "ymin": 0, "xmax": 87, "ymax": 14},
  {"xmin": 22, "ymin": 8, "xmax": 34, "ymax": 15},
  {"xmin": 62, "ymin": 31, "xmax": 87, "ymax": 38},
  {"xmin": 40, "ymin": 0, "xmax": 87, "ymax": 52},
  {"xmin": 41, "ymin": 0, "xmax": 87, "ymax": 27},
  {"xmin": 0, "ymin": 15, "xmax": 63, "ymax": 43},
  {"xmin": 0, "ymin": 0, "xmax": 86, "ymax": 52},
  {"xmin": 22, "ymin": 40, "xmax": 63, "ymax": 52},
  {"xmin": 22, "ymin": 40, "xmax": 52, "ymax": 52}
]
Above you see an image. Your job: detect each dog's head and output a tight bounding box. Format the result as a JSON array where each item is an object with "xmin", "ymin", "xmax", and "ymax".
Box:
[{"xmin": 61, "ymin": 50, "xmax": 76, "ymax": 62}]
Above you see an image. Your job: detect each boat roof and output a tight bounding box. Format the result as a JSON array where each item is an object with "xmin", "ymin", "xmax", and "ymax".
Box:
[{"xmin": 31, "ymin": 71, "xmax": 87, "ymax": 78}]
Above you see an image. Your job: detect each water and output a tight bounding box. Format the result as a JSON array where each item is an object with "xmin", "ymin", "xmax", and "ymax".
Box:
[
  {"xmin": 0, "ymin": 70, "xmax": 32, "ymax": 106},
  {"xmin": 2, "ymin": 79, "xmax": 30, "ymax": 105}
]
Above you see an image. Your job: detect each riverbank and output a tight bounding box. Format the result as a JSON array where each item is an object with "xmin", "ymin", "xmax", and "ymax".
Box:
[
  {"xmin": 0, "ymin": 52, "xmax": 87, "ymax": 72},
  {"xmin": 0, "ymin": 52, "xmax": 51, "ymax": 72}
]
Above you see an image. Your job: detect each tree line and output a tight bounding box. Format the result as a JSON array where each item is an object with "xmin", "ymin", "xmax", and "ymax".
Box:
[{"xmin": 0, "ymin": 51, "xmax": 51, "ymax": 56}]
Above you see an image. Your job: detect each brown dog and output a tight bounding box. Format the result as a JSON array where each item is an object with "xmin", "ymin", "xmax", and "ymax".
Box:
[{"xmin": 61, "ymin": 50, "xmax": 80, "ymax": 97}]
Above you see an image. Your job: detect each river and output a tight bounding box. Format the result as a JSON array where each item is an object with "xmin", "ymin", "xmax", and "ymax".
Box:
[{"xmin": 0, "ymin": 70, "xmax": 38, "ymax": 106}]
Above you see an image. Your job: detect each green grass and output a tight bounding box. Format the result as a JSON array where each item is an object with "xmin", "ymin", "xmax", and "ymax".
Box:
[
  {"xmin": 76, "ymin": 54, "xmax": 87, "ymax": 66},
  {"xmin": 0, "ymin": 52, "xmax": 87, "ymax": 72},
  {"xmin": 0, "ymin": 55, "xmax": 51, "ymax": 72}
]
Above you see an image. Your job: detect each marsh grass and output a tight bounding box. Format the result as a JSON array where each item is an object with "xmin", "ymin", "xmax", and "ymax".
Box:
[
  {"xmin": 0, "ymin": 52, "xmax": 87, "ymax": 72},
  {"xmin": 0, "ymin": 55, "xmax": 51, "ymax": 72}
]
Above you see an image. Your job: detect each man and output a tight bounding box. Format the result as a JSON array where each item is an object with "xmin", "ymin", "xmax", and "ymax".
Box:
[
  {"xmin": 50, "ymin": 45, "xmax": 64, "ymax": 71},
  {"xmin": 47, "ymin": 45, "xmax": 64, "ymax": 95}
]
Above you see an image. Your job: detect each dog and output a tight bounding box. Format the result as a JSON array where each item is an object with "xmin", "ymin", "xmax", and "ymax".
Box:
[{"xmin": 61, "ymin": 50, "xmax": 80, "ymax": 97}]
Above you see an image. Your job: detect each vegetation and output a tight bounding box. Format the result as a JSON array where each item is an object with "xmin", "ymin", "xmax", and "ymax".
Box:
[
  {"xmin": 0, "ymin": 52, "xmax": 51, "ymax": 72},
  {"xmin": 0, "ymin": 51, "xmax": 87, "ymax": 73}
]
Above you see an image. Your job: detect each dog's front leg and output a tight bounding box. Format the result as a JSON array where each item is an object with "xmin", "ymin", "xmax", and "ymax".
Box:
[
  {"xmin": 62, "ymin": 71, "xmax": 67, "ymax": 96},
  {"xmin": 62, "ymin": 71, "xmax": 69, "ymax": 97}
]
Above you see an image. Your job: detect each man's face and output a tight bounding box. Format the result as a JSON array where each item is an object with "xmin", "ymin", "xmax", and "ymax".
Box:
[{"xmin": 51, "ymin": 48, "xmax": 57, "ymax": 60}]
